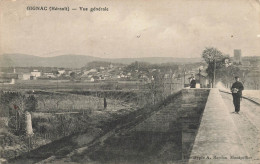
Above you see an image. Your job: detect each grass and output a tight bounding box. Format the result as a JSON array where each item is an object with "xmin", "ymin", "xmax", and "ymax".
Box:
[
  {"xmin": 0, "ymin": 79, "xmax": 146, "ymax": 91},
  {"xmin": 34, "ymin": 92, "xmax": 133, "ymax": 113}
]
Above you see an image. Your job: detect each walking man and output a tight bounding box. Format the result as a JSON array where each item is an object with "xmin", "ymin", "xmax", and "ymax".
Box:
[{"xmin": 231, "ymin": 76, "xmax": 244, "ymax": 114}]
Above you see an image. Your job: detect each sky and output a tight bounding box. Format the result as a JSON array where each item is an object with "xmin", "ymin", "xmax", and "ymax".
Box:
[{"xmin": 0, "ymin": 0, "xmax": 259, "ymax": 58}]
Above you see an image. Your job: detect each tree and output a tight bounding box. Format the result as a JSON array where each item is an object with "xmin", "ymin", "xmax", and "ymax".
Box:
[
  {"xmin": 251, "ymin": 75, "xmax": 259, "ymax": 90},
  {"xmin": 218, "ymin": 65, "xmax": 240, "ymax": 88},
  {"xmin": 147, "ymin": 71, "xmax": 165, "ymax": 104},
  {"xmin": 70, "ymin": 72, "xmax": 77, "ymax": 79},
  {"xmin": 9, "ymin": 94, "xmax": 26, "ymax": 133},
  {"xmin": 37, "ymin": 95, "xmax": 47, "ymax": 110},
  {"xmin": 201, "ymin": 47, "xmax": 229, "ymax": 87},
  {"xmin": 25, "ymin": 95, "xmax": 38, "ymax": 112},
  {"xmin": 52, "ymin": 94, "xmax": 64, "ymax": 110}
]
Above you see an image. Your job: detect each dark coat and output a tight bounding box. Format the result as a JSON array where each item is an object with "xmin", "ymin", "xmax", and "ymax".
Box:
[
  {"xmin": 190, "ymin": 79, "xmax": 196, "ymax": 88},
  {"xmin": 231, "ymin": 81, "xmax": 244, "ymax": 96}
]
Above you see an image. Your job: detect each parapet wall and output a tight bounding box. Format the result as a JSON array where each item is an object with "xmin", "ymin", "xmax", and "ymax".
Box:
[
  {"xmin": 132, "ymin": 89, "xmax": 209, "ymax": 133},
  {"xmin": 189, "ymin": 89, "xmax": 249, "ymax": 164},
  {"xmin": 131, "ymin": 89, "xmax": 210, "ymax": 160}
]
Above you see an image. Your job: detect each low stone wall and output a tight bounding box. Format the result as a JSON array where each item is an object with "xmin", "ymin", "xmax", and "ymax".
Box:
[
  {"xmin": 78, "ymin": 89, "xmax": 210, "ymax": 163},
  {"xmin": 132, "ymin": 89, "xmax": 210, "ymax": 160},
  {"xmin": 132, "ymin": 89, "xmax": 209, "ymax": 132},
  {"xmin": 189, "ymin": 89, "xmax": 250, "ymax": 164}
]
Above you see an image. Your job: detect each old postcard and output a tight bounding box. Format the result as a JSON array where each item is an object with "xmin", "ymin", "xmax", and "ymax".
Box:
[{"xmin": 0, "ymin": 0, "xmax": 259, "ymax": 163}]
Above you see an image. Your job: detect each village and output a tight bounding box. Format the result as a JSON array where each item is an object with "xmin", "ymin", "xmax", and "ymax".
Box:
[
  {"xmin": 0, "ymin": 49, "xmax": 259, "ymax": 91},
  {"xmin": 0, "ymin": 61, "xmax": 201, "ymax": 88}
]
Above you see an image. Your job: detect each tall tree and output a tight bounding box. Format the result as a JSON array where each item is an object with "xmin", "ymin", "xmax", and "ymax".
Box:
[{"xmin": 201, "ymin": 47, "xmax": 229, "ymax": 87}]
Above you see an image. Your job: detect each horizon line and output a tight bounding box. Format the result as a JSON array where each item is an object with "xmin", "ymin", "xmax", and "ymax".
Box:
[
  {"xmin": 1, "ymin": 53, "xmax": 259, "ymax": 60},
  {"xmin": 1, "ymin": 53, "xmax": 205, "ymax": 59}
]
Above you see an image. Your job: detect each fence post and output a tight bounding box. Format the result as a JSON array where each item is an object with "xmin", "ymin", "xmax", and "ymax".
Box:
[{"xmin": 104, "ymin": 97, "xmax": 107, "ymax": 109}]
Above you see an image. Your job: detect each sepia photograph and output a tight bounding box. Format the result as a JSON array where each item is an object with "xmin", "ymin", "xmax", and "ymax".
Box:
[{"xmin": 0, "ymin": 0, "xmax": 259, "ymax": 163}]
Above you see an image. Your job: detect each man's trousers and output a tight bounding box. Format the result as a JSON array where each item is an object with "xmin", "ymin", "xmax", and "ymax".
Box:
[{"xmin": 232, "ymin": 94, "xmax": 241, "ymax": 112}]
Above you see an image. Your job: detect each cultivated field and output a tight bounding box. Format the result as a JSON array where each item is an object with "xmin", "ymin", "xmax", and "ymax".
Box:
[
  {"xmin": 0, "ymin": 90, "xmax": 138, "ymax": 160},
  {"xmin": 0, "ymin": 79, "xmax": 146, "ymax": 91}
]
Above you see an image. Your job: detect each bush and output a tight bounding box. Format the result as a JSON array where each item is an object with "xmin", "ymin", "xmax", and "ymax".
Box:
[{"xmin": 25, "ymin": 95, "xmax": 38, "ymax": 112}]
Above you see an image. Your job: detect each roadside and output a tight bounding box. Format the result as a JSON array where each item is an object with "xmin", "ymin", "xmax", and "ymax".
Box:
[{"xmin": 220, "ymin": 92, "xmax": 260, "ymax": 161}]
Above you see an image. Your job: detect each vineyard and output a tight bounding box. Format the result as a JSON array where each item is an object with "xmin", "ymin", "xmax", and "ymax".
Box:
[
  {"xmin": 0, "ymin": 79, "xmax": 179, "ymax": 161},
  {"xmin": 0, "ymin": 90, "xmax": 138, "ymax": 160},
  {"xmin": 34, "ymin": 92, "xmax": 133, "ymax": 112}
]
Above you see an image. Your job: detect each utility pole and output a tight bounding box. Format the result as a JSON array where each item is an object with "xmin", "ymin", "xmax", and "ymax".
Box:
[
  {"xmin": 183, "ymin": 68, "xmax": 186, "ymax": 88},
  {"xmin": 199, "ymin": 69, "xmax": 201, "ymax": 82},
  {"xmin": 213, "ymin": 59, "xmax": 216, "ymax": 88},
  {"xmin": 199, "ymin": 68, "xmax": 201, "ymax": 87}
]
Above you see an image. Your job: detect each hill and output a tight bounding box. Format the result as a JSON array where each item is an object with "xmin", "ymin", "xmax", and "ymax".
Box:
[
  {"xmin": 0, "ymin": 54, "xmax": 202, "ymax": 68},
  {"xmin": 0, "ymin": 54, "xmax": 101, "ymax": 68}
]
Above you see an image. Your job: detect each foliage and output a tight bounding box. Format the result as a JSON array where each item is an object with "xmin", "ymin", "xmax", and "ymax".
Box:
[
  {"xmin": 0, "ymin": 92, "xmax": 21, "ymax": 105},
  {"xmin": 8, "ymin": 94, "xmax": 26, "ymax": 113},
  {"xmin": 1, "ymin": 93, "xmax": 38, "ymax": 113},
  {"xmin": 123, "ymin": 61, "xmax": 180, "ymax": 74},
  {"xmin": 0, "ymin": 129, "xmax": 21, "ymax": 147},
  {"xmin": 217, "ymin": 65, "xmax": 240, "ymax": 87},
  {"xmin": 124, "ymin": 61, "xmax": 150, "ymax": 72},
  {"xmin": 31, "ymin": 113, "xmax": 94, "ymax": 138},
  {"xmin": 83, "ymin": 61, "xmax": 125, "ymax": 70},
  {"xmin": 34, "ymin": 92, "xmax": 133, "ymax": 112},
  {"xmin": 201, "ymin": 47, "xmax": 230, "ymax": 84},
  {"xmin": 219, "ymin": 65, "xmax": 257, "ymax": 89},
  {"xmin": 70, "ymin": 72, "xmax": 77, "ymax": 79},
  {"xmin": 25, "ymin": 95, "xmax": 38, "ymax": 112}
]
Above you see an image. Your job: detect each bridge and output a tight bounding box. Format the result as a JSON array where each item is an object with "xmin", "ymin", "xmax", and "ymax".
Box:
[
  {"xmin": 189, "ymin": 89, "xmax": 259, "ymax": 164},
  {"xmin": 7, "ymin": 88, "xmax": 260, "ymax": 164}
]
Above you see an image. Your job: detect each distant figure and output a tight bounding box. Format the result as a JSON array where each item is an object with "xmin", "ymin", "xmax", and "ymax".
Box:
[
  {"xmin": 231, "ymin": 76, "xmax": 244, "ymax": 114},
  {"xmin": 104, "ymin": 97, "xmax": 107, "ymax": 109},
  {"xmin": 190, "ymin": 76, "xmax": 196, "ymax": 88}
]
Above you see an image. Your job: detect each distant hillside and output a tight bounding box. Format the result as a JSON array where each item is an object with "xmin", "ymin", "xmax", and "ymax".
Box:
[
  {"xmin": 0, "ymin": 54, "xmax": 101, "ymax": 68},
  {"xmin": 107, "ymin": 57, "xmax": 203, "ymax": 64},
  {"xmin": 0, "ymin": 54, "xmax": 202, "ymax": 68}
]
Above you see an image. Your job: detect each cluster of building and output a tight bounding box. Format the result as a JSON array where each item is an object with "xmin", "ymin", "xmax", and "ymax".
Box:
[
  {"xmin": 21, "ymin": 69, "xmax": 67, "ymax": 80},
  {"xmin": 0, "ymin": 62, "xmax": 219, "ymax": 88},
  {"xmin": 80, "ymin": 64, "xmax": 155, "ymax": 83},
  {"xmin": 0, "ymin": 63, "xmax": 155, "ymax": 84},
  {"xmin": 0, "ymin": 49, "xmax": 259, "ymax": 89}
]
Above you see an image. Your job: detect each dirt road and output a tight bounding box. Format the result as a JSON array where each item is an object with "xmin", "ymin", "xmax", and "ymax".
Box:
[{"xmin": 220, "ymin": 92, "xmax": 260, "ymax": 161}]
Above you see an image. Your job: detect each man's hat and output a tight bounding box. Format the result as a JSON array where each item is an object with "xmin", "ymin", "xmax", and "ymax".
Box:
[{"xmin": 235, "ymin": 76, "xmax": 239, "ymax": 79}]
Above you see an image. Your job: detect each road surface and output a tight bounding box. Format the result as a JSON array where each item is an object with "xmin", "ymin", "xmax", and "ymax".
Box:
[{"xmin": 220, "ymin": 92, "xmax": 260, "ymax": 161}]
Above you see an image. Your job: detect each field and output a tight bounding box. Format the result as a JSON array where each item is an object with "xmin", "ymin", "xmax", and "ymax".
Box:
[
  {"xmin": 0, "ymin": 89, "xmax": 139, "ymax": 160},
  {"xmin": 0, "ymin": 78, "xmax": 171, "ymax": 161},
  {"xmin": 0, "ymin": 79, "xmax": 146, "ymax": 91},
  {"xmin": 35, "ymin": 91, "xmax": 133, "ymax": 112}
]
